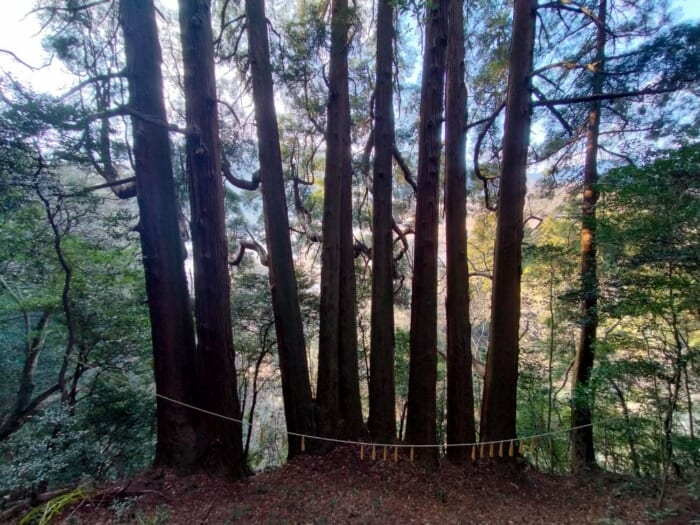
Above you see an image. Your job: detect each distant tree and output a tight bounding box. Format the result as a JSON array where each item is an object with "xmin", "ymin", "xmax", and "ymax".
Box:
[
  {"xmin": 177, "ymin": 0, "xmax": 245, "ymax": 478},
  {"xmin": 597, "ymin": 144, "xmax": 700, "ymax": 482},
  {"xmin": 570, "ymin": 0, "xmax": 606, "ymax": 473}
]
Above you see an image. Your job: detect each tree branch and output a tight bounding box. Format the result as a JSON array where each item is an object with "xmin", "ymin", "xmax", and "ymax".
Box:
[
  {"xmin": 60, "ymin": 69, "xmax": 127, "ymax": 99},
  {"xmin": 532, "ymin": 86, "xmax": 678, "ymax": 107},
  {"xmin": 222, "ymin": 156, "xmax": 260, "ymax": 190},
  {"xmin": 392, "ymin": 145, "xmax": 417, "ymax": 192},
  {"xmin": 230, "ymin": 229, "xmax": 269, "ymax": 267}
]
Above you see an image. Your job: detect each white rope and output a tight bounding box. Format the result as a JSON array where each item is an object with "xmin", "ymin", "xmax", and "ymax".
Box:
[{"xmin": 70, "ymin": 356, "xmax": 627, "ymax": 451}]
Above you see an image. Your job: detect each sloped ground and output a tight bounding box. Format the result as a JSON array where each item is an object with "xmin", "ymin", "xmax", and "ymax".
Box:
[{"xmin": 12, "ymin": 446, "xmax": 694, "ymax": 524}]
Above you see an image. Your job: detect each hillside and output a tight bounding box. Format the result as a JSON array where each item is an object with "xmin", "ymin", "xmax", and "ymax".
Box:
[{"xmin": 8, "ymin": 446, "xmax": 696, "ymax": 525}]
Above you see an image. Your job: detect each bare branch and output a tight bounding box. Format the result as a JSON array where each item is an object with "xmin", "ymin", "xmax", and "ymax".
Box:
[
  {"xmin": 60, "ymin": 69, "xmax": 127, "ymax": 99},
  {"xmin": 537, "ymin": 1, "xmax": 611, "ymax": 35},
  {"xmin": 392, "ymin": 145, "xmax": 417, "ymax": 192},
  {"xmin": 222, "ymin": 156, "xmax": 260, "ymax": 190},
  {"xmin": 63, "ymin": 176, "xmax": 137, "ymax": 197},
  {"xmin": 473, "ymin": 104, "xmax": 503, "ymax": 211},
  {"xmin": 532, "ymin": 87, "xmax": 573, "ymax": 135},
  {"xmin": 532, "ymin": 86, "xmax": 679, "ymax": 107},
  {"xmin": 290, "ymin": 148, "xmax": 322, "ymax": 243},
  {"xmin": 0, "ymin": 48, "xmax": 49, "ymax": 71},
  {"xmin": 230, "ymin": 229, "xmax": 269, "ymax": 267}
]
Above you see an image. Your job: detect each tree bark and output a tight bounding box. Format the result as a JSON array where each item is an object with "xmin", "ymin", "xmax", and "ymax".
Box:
[
  {"xmin": 480, "ymin": 0, "xmax": 536, "ymax": 446},
  {"xmin": 178, "ymin": 0, "xmax": 245, "ymax": 478},
  {"xmin": 444, "ymin": 0, "xmax": 476, "ymax": 463},
  {"xmin": 368, "ymin": 0, "xmax": 396, "ymax": 444},
  {"xmin": 245, "ymin": 0, "xmax": 315, "ymax": 458},
  {"xmin": 317, "ymin": 0, "xmax": 363, "ymax": 440},
  {"xmin": 571, "ymin": 0, "xmax": 606, "ymax": 473},
  {"xmin": 405, "ymin": 0, "xmax": 447, "ymax": 464},
  {"xmin": 119, "ymin": 0, "xmax": 200, "ymax": 471}
]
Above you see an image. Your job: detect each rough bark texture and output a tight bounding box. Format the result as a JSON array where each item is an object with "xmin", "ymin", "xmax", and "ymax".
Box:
[
  {"xmin": 178, "ymin": 0, "xmax": 245, "ymax": 478},
  {"xmin": 317, "ymin": 0, "xmax": 363, "ymax": 440},
  {"xmin": 444, "ymin": 0, "xmax": 476, "ymax": 463},
  {"xmin": 119, "ymin": 0, "xmax": 199, "ymax": 471},
  {"xmin": 405, "ymin": 0, "xmax": 447, "ymax": 463},
  {"xmin": 245, "ymin": 0, "xmax": 315, "ymax": 458},
  {"xmin": 480, "ymin": 0, "xmax": 536, "ymax": 445},
  {"xmin": 571, "ymin": 0, "xmax": 606, "ymax": 473},
  {"xmin": 368, "ymin": 0, "xmax": 396, "ymax": 444}
]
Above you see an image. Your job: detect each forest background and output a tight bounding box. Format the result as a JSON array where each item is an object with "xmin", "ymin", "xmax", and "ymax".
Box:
[{"xmin": 0, "ymin": 0, "xmax": 698, "ymax": 520}]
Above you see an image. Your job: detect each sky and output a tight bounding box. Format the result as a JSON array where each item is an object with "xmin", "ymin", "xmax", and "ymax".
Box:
[{"xmin": 0, "ymin": 0, "xmax": 698, "ymax": 94}]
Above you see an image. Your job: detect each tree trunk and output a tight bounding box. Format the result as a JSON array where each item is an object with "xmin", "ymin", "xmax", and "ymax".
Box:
[
  {"xmin": 368, "ymin": 0, "xmax": 396, "ymax": 444},
  {"xmin": 0, "ymin": 311, "xmax": 51, "ymax": 440},
  {"xmin": 177, "ymin": 0, "xmax": 245, "ymax": 478},
  {"xmin": 571, "ymin": 0, "xmax": 606, "ymax": 473},
  {"xmin": 119, "ymin": 0, "xmax": 199, "ymax": 471},
  {"xmin": 444, "ymin": 0, "xmax": 476, "ymax": 463},
  {"xmin": 479, "ymin": 0, "xmax": 535, "ymax": 445},
  {"xmin": 405, "ymin": 0, "xmax": 447, "ymax": 463},
  {"xmin": 245, "ymin": 0, "xmax": 315, "ymax": 458},
  {"xmin": 317, "ymin": 0, "xmax": 363, "ymax": 440}
]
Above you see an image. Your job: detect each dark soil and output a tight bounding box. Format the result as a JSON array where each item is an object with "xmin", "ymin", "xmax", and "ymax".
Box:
[{"xmin": 10, "ymin": 446, "xmax": 697, "ymax": 524}]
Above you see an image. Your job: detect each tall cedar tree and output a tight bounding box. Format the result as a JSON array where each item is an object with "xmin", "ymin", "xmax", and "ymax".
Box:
[
  {"xmin": 317, "ymin": 0, "xmax": 363, "ymax": 440},
  {"xmin": 245, "ymin": 0, "xmax": 316, "ymax": 457},
  {"xmin": 480, "ymin": 0, "xmax": 536, "ymax": 445},
  {"xmin": 405, "ymin": 0, "xmax": 447, "ymax": 462},
  {"xmin": 571, "ymin": 0, "xmax": 606, "ymax": 472},
  {"xmin": 368, "ymin": 0, "xmax": 396, "ymax": 443},
  {"xmin": 119, "ymin": 0, "xmax": 199, "ymax": 471},
  {"xmin": 178, "ymin": 0, "xmax": 245, "ymax": 478},
  {"xmin": 444, "ymin": 0, "xmax": 476, "ymax": 462}
]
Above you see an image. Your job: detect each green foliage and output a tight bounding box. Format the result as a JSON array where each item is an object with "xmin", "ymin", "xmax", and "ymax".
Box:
[
  {"xmin": 19, "ymin": 486, "xmax": 90, "ymax": 525},
  {"xmin": 591, "ymin": 145, "xmax": 700, "ymax": 477},
  {"xmin": 1, "ymin": 125, "xmax": 153, "ymax": 493}
]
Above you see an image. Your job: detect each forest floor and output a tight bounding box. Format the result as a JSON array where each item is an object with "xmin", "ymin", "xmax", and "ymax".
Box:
[{"xmin": 8, "ymin": 446, "xmax": 700, "ymax": 524}]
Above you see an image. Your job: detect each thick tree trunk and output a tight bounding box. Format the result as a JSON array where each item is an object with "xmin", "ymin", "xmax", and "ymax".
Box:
[
  {"xmin": 335, "ymin": 0, "xmax": 363, "ymax": 440},
  {"xmin": 444, "ymin": 0, "xmax": 476, "ymax": 463},
  {"xmin": 368, "ymin": 0, "xmax": 396, "ymax": 444},
  {"xmin": 405, "ymin": 0, "xmax": 447, "ymax": 463},
  {"xmin": 119, "ymin": 0, "xmax": 199, "ymax": 471},
  {"xmin": 245, "ymin": 0, "xmax": 315, "ymax": 458},
  {"xmin": 178, "ymin": 0, "xmax": 245, "ymax": 478},
  {"xmin": 317, "ymin": 0, "xmax": 363, "ymax": 440},
  {"xmin": 480, "ymin": 0, "xmax": 535, "ymax": 445},
  {"xmin": 571, "ymin": 0, "xmax": 606, "ymax": 473}
]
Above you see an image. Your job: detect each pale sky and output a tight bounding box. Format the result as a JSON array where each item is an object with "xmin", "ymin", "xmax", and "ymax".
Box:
[{"xmin": 0, "ymin": 0, "xmax": 698, "ymax": 93}]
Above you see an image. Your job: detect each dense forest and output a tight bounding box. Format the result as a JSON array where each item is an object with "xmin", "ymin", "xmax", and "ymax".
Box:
[{"xmin": 1, "ymin": 0, "xmax": 698, "ymax": 521}]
